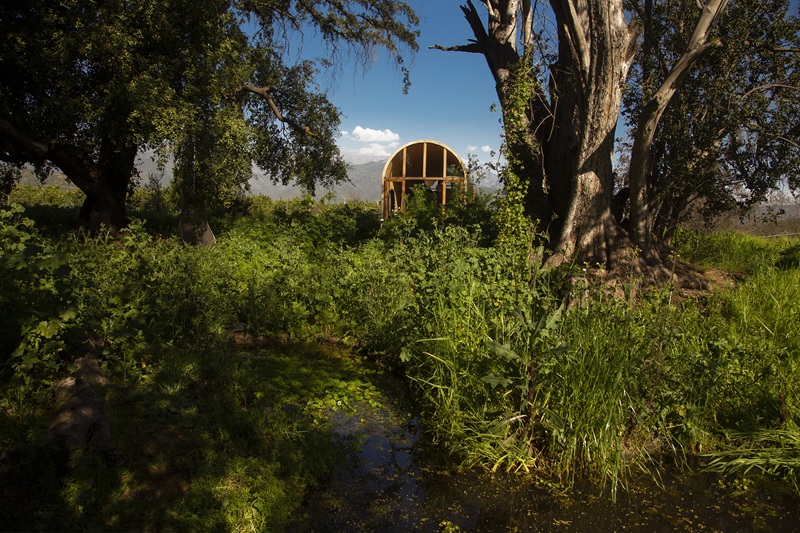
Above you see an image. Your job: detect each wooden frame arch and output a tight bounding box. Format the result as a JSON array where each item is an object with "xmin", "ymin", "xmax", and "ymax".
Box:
[{"xmin": 381, "ymin": 140, "xmax": 467, "ymax": 220}]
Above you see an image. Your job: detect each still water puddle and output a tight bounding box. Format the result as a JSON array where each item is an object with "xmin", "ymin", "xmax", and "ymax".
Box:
[{"xmin": 296, "ymin": 393, "xmax": 799, "ymax": 532}]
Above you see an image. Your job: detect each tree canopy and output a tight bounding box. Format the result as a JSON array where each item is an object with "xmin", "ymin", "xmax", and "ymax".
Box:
[
  {"xmin": 0, "ymin": 0, "xmax": 418, "ymax": 231},
  {"xmin": 436, "ymin": 0, "xmax": 798, "ymax": 269},
  {"xmin": 623, "ymin": 0, "xmax": 800, "ymax": 238}
]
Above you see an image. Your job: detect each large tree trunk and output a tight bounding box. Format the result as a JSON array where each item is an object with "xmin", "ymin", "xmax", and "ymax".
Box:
[
  {"xmin": 76, "ymin": 141, "xmax": 136, "ymax": 234},
  {"xmin": 545, "ymin": 0, "xmax": 638, "ymax": 266},
  {"xmin": 434, "ymin": 1, "xmax": 725, "ymax": 271},
  {"xmin": 434, "ymin": 0, "xmax": 636, "ymax": 265}
]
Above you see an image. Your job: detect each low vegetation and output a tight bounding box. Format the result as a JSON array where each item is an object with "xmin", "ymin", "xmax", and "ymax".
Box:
[{"xmin": 2, "ymin": 185, "xmax": 799, "ymax": 529}]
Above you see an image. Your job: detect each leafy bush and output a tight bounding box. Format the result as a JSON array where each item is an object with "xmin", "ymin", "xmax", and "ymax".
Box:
[
  {"xmin": 0, "ymin": 202, "xmax": 383, "ymax": 531},
  {"xmin": 378, "ymin": 183, "xmax": 497, "ymax": 245},
  {"xmin": 0, "ymin": 204, "xmax": 78, "ymax": 395},
  {"xmin": 4, "ymin": 193, "xmax": 800, "ymax": 521},
  {"xmin": 8, "ymin": 185, "xmax": 85, "ymax": 207},
  {"xmin": 401, "ymin": 227, "xmax": 800, "ymax": 493}
]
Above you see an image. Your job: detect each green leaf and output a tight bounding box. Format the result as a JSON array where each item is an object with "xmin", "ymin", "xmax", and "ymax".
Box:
[
  {"xmin": 486, "ymin": 339, "xmax": 521, "ymax": 362},
  {"xmin": 481, "ymin": 374, "xmax": 512, "ymax": 389},
  {"xmin": 539, "ymin": 407, "xmax": 566, "ymax": 431},
  {"xmin": 399, "ymin": 347, "xmax": 413, "ymax": 363},
  {"xmin": 59, "ymin": 308, "xmax": 78, "ymax": 322},
  {"xmin": 11, "ymin": 343, "xmax": 27, "ymax": 358},
  {"xmin": 38, "ymin": 320, "xmax": 61, "ymax": 339},
  {"xmin": 21, "ymin": 354, "xmax": 42, "ymax": 366}
]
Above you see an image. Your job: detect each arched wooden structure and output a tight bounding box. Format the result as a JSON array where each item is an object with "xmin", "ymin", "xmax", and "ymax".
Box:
[{"xmin": 381, "ymin": 140, "xmax": 467, "ymax": 220}]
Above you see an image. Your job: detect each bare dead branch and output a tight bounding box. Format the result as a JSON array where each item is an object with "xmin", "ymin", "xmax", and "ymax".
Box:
[
  {"xmin": 462, "ymin": 0, "xmax": 491, "ymax": 50},
  {"xmin": 430, "ymin": 1, "xmax": 490, "ymax": 57}
]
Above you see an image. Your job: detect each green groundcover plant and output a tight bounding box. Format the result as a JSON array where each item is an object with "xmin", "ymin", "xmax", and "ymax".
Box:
[{"xmin": 2, "ymin": 189, "xmax": 799, "ymax": 529}]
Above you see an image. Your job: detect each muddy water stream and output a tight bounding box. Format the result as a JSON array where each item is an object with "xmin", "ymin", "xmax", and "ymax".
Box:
[{"xmin": 294, "ymin": 382, "xmax": 799, "ymax": 532}]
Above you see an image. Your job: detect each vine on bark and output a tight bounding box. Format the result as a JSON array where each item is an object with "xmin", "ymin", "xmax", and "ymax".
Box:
[{"xmin": 495, "ymin": 55, "xmax": 540, "ymax": 250}]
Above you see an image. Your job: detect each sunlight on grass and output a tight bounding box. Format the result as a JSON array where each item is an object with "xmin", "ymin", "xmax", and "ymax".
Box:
[{"xmin": 2, "ymin": 196, "xmax": 800, "ymax": 529}]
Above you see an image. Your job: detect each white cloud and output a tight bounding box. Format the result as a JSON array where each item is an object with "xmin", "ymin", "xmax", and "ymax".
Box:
[
  {"xmin": 358, "ymin": 143, "xmax": 392, "ymax": 157},
  {"xmin": 481, "ymin": 145, "xmax": 492, "ymax": 154},
  {"xmin": 350, "ymin": 126, "xmax": 400, "ymax": 143},
  {"xmin": 467, "ymin": 145, "xmax": 477, "ymax": 152}
]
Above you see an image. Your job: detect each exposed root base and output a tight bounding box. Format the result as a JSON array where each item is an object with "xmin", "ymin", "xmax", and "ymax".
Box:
[{"xmin": 549, "ymin": 237, "xmax": 741, "ymax": 308}]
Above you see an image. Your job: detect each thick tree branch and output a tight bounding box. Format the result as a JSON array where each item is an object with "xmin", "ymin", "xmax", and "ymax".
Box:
[
  {"xmin": 555, "ymin": 0, "xmax": 591, "ymax": 84},
  {"xmin": 429, "ymin": 42, "xmax": 483, "ymax": 53},
  {"xmin": 240, "ymin": 83, "xmax": 317, "ymax": 138},
  {"xmin": 521, "ymin": 0, "xmax": 534, "ymax": 55},
  {"xmin": 0, "ymin": 119, "xmax": 50, "ymax": 160},
  {"xmin": 462, "ymin": 1, "xmax": 491, "ymax": 51},
  {"xmin": 0, "ymin": 118, "xmax": 95, "ymax": 190}
]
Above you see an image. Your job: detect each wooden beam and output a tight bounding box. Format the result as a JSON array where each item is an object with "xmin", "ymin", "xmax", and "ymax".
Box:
[
  {"xmin": 441, "ymin": 146, "xmax": 447, "ymax": 206},
  {"xmin": 422, "ymin": 142, "xmax": 427, "ymax": 179}
]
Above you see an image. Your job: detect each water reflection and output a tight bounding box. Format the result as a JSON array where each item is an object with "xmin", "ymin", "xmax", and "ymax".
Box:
[{"xmin": 296, "ymin": 400, "xmax": 799, "ymax": 532}]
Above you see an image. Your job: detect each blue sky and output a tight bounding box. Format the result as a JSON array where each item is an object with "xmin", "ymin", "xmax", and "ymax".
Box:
[
  {"xmin": 327, "ymin": 1, "xmax": 502, "ymax": 163},
  {"xmin": 323, "ymin": 0, "xmax": 800, "ymax": 164}
]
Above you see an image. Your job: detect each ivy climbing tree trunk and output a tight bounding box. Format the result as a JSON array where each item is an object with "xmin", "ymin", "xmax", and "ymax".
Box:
[
  {"xmin": 434, "ymin": 0, "xmax": 732, "ymax": 270},
  {"xmin": 435, "ymin": 0, "xmax": 638, "ymax": 266},
  {"xmin": 433, "ymin": 1, "xmax": 551, "ymax": 244}
]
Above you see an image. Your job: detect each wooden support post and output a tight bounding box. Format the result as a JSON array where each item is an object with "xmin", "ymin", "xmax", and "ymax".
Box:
[
  {"xmin": 401, "ymin": 147, "xmax": 407, "ymax": 211},
  {"xmin": 441, "ymin": 146, "xmax": 447, "ymax": 207},
  {"xmin": 422, "ymin": 142, "xmax": 428, "ymax": 179}
]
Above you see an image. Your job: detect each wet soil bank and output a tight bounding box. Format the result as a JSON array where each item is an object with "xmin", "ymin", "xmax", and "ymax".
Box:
[{"xmin": 293, "ymin": 378, "xmax": 799, "ymax": 532}]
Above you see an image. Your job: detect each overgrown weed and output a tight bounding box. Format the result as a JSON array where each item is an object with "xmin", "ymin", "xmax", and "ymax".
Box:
[
  {"xmin": 3, "ymin": 191, "xmax": 800, "ymax": 526},
  {"xmin": 0, "ymin": 203, "xmax": 387, "ymax": 530}
]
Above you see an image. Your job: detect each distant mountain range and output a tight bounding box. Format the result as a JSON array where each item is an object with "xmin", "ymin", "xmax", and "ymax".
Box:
[
  {"xmin": 248, "ymin": 157, "xmax": 387, "ymax": 202},
  {"xmin": 247, "ymin": 153, "xmax": 502, "ymax": 202},
  {"xmin": 15, "ymin": 158, "xmax": 798, "ymax": 228},
  {"xmin": 17, "ymin": 151, "xmax": 500, "ymax": 203}
]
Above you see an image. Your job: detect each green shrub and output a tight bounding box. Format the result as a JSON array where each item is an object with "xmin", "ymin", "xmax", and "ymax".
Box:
[
  {"xmin": 378, "ymin": 183, "xmax": 497, "ymax": 245},
  {"xmin": 5, "ymin": 195, "xmax": 800, "ymax": 510},
  {"xmin": 8, "ymin": 185, "xmax": 85, "ymax": 207}
]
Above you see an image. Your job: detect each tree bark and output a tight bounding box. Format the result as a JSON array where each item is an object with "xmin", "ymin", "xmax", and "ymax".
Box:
[
  {"xmin": 545, "ymin": 0, "xmax": 638, "ymax": 266},
  {"xmin": 76, "ymin": 140, "xmax": 137, "ymax": 234}
]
